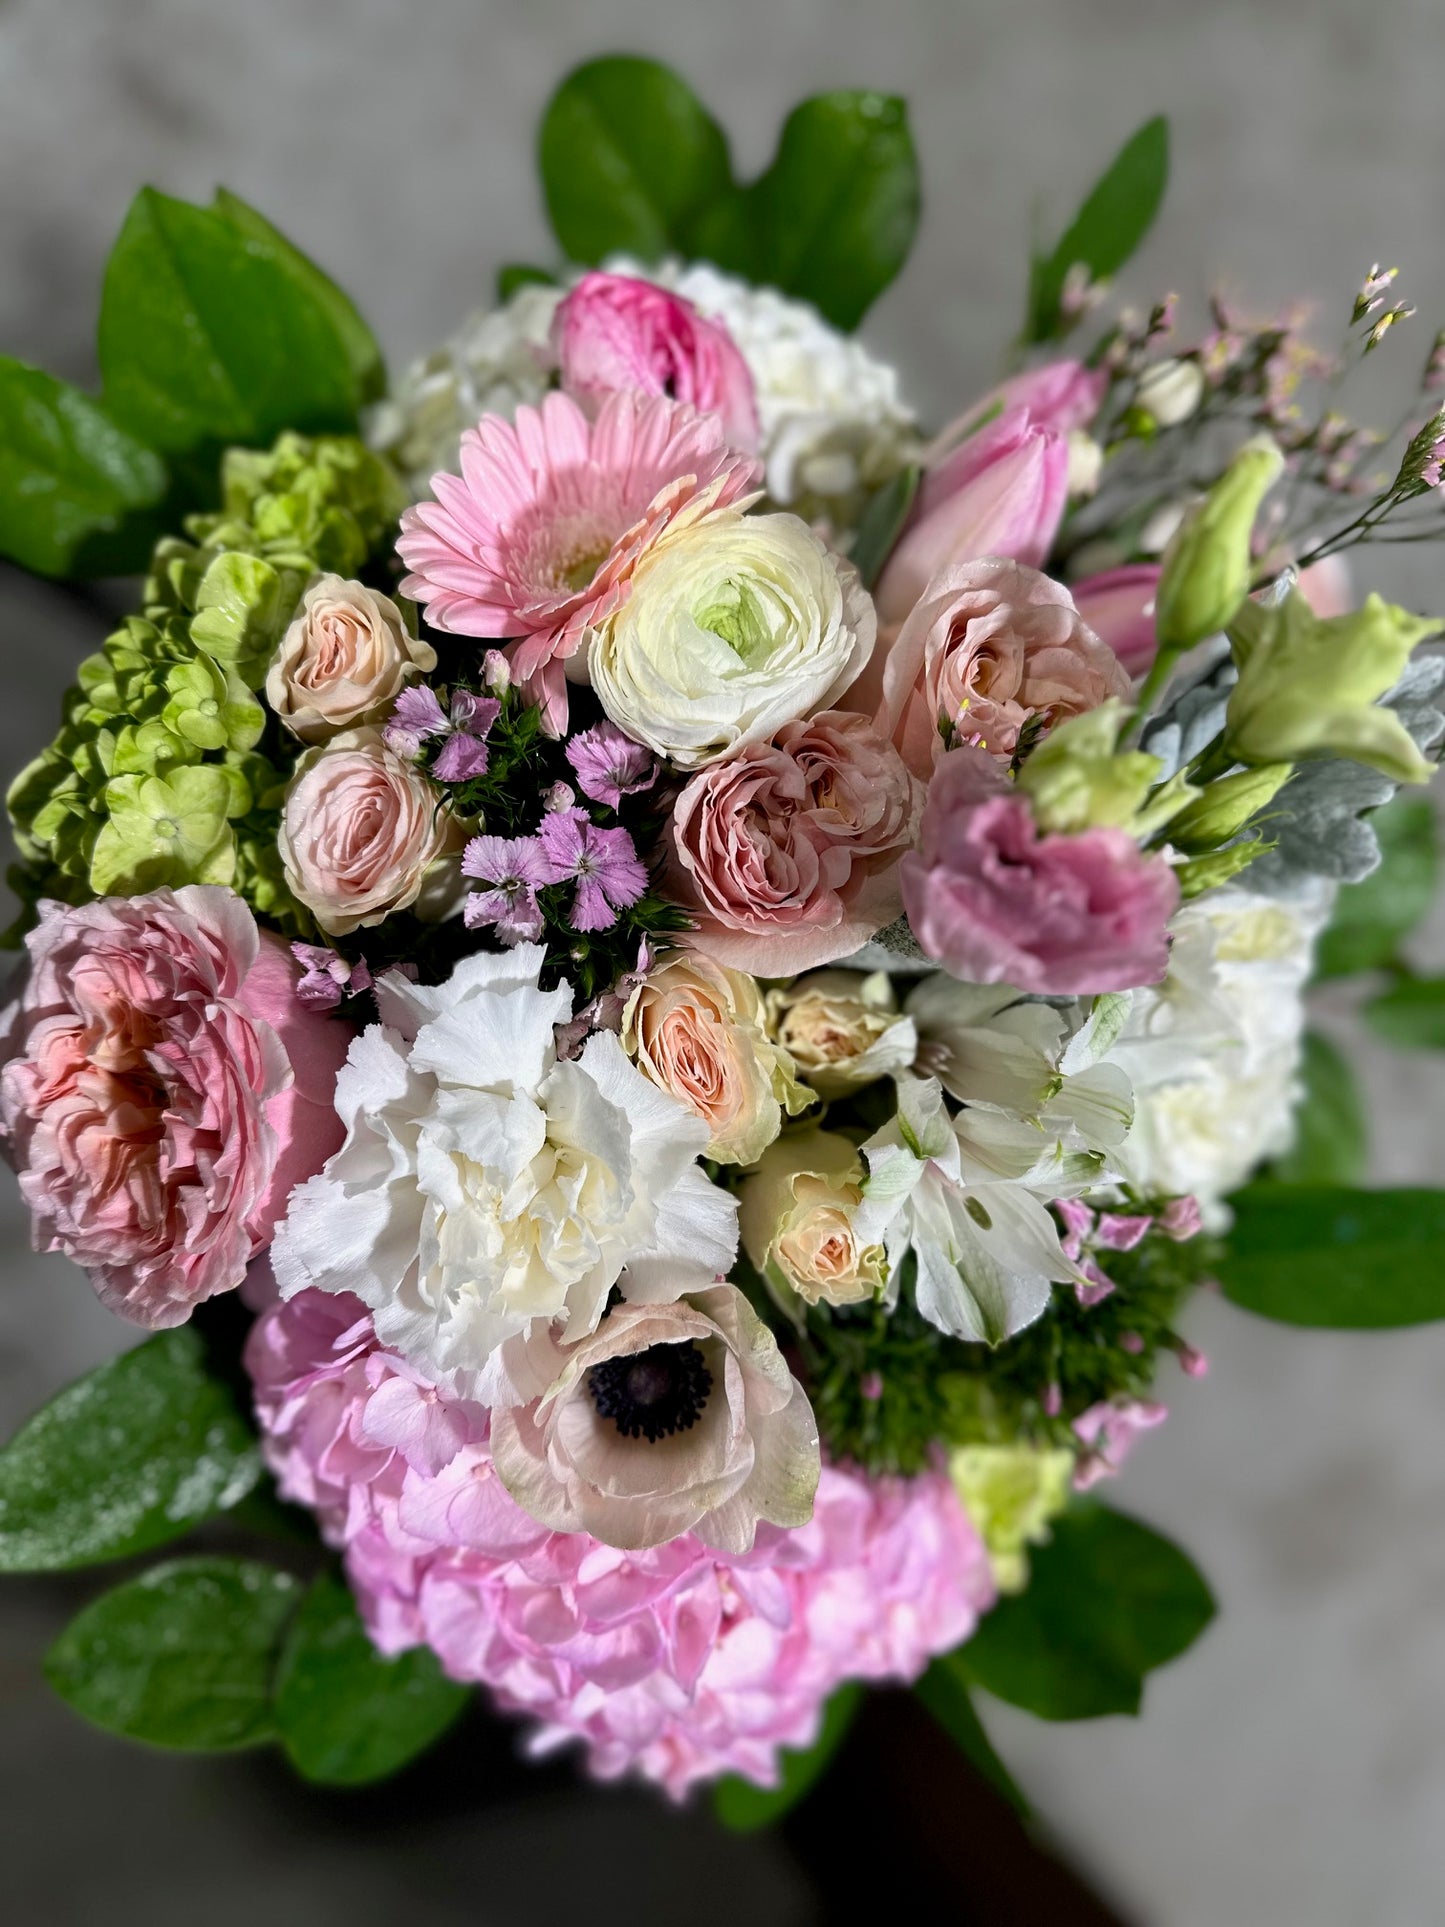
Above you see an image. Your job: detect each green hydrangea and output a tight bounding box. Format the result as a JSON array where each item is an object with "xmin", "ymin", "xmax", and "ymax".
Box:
[{"xmin": 6, "ymin": 432, "xmax": 405, "ymax": 940}]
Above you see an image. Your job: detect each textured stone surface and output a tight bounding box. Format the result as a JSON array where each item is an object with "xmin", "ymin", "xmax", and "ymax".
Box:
[{"xmin": 3, "ymin": 2, "xmax": 1445, "ymax": 1921}]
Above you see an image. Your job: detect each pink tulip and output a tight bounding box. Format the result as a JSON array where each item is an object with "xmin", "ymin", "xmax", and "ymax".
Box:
[
  {"xmin": 1070, "ymin": 565, "xmax": 1163, "ymax": 679},
  {"xmin": 923, "ymin": 360, "xmax": 1108, "ymax": 468},
  {"xmin": 874, "ymin": 406, "xmax": 1070, "ymax": 628}
]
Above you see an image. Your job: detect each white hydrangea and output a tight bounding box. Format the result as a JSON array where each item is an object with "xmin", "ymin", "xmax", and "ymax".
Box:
[
  {"xmin": 365, "ymin": 282, "xmax": 563, "ymax": 497},
  {"xmin": 1105, "ymin": 881, "xmax": 1335, "ymax": 1219},
  {"xmin": 629, "ymin": 257, "xmax": 919, "ymax": 523},
  {"xmin": 271, "ymin": 946, "xmax": 739, "ymax": 1402}
]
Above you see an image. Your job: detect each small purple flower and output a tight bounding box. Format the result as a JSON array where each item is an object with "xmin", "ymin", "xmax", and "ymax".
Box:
[
  {"xmin": 385, "ymin": 685, "xmax": 501, "ymax": 781},
  {"xmin": 461, "ymin": 834, "xmax": 550, "ymax": 946},
  {"xmin": 565, "ymin": 721, "xmax": 659, "ymax": 810},
  {"xmin": 538, "ymin": 810, "xmax": 648, "ymax": 933},
  {"xmin": 291, "ymin": 942, "xmax": 372, "ymax": 1010}
]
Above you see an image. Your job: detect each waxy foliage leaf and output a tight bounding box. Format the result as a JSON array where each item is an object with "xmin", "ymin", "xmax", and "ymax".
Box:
[
  {"xmin": 1220, "ymin": 1185, "xmax": 1445, "ymax": 1327},
  {"xmin": 713, "ymin": 1683, "xmax": 863, "ymax": 1829},
  {"xmin": 1026, "ymin": 116, "xmax": 1170, "ymax": 342},
  {"xmin": 1314, "ymin": 797, "xmax": 1438, "ymax": 979},
  {"xmin": 1271, "ymin": 1030, "xmax": 1368, "ymax": 1186}
]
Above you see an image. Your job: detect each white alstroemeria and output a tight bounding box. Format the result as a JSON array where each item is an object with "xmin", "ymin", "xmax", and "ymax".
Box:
[
  {"xmin": 271, "ymin": 946, "xmax": 739, "ymax": 1402},
  {"xmin": 906, "ymin": 976, "xmax": 1135, "ymax": 1179},
  {"xmin": 857, "ymin": 1076, "xmax": 1088, "ymax": 1345}
]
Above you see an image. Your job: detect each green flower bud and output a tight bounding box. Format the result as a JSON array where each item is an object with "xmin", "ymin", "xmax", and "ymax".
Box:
[
  {"xmin": 948, "ymin": 1443, "xmax": 1075, "ymax": 1594},
  {"xmin": 1016, "ymin": 699, "xmax": 1162, "ymax": 833},
  {"xmin": 1164, "ymin": 762, "xmax": 1294, "ymax": 853},
  {"xmin": 1225, "ymin": 589, "xmax": 1440, "ymax": 782},
  {"xmin": 1155, "ymin": 436, "xmax": 1285, "ymax": 652},
  {"xmin": 90, "ymin": 767, "xmax": 236, "ymax": 895},
  {"xmin": 1172, "ymin": 834, "xmax": 1271, "ymax": 899}
]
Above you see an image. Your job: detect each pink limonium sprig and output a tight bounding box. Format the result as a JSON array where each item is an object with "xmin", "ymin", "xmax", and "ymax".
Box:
[
  {"xmin": 538, "ymin": 809, "xmax": 648, "ymax": 932},
  {"xmin": 384, "ymin": 685, "xmax": 501, "ymax": 781},
  {"xmin": 461, "ymin": 834, "xmax": 551, "ymax": 945},
  {"xmin": 565, "ymin": 720, "xmax": 659, "ymax": 809}
]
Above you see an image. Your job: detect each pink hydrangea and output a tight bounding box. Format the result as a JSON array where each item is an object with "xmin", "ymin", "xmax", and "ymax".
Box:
[
  {"xmin": 246, "ymin": 1288, "xmax": 994, "ymax": 1799},
  {"xmin": 0, "ymin": 889, "xmax": 349, "ymax": 1328},
  {"xmin": 396, "ymin": 390, "xmax": 759, "ymax": 734}
]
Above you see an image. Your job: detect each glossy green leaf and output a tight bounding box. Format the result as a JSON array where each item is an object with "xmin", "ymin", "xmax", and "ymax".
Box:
[
  {"xmin": 0, "ymin": 1327, "xmax": 262, "ymax": 1573},
  {"xmin": 957, "ymin": 1501, "xmax": 1214, "ymax": 1720},
  {"xmin": 210, "ymin": 190, "xmax": 386, "ymax": 406},
  {"xmin": 1272, "ymin": 1030, "xmax": 1368, "ymax": 1185},
  {"xmin": 708, "ymin": 91, "xmax": 921, "ymax": 330},
  {"xmin": 1027, "ymin": 117, "xmax": 1170, "ymax": 341},
  {"xmin": 849, "ymin": 464, "xmax": 920, "ymax": 588},
  {"xmin": 1364, "ymin": 975, "xmax": 1445, "ymax": 1050},
  {"xmin": 0, "ymin": 357, "xmax": 168, "ymax": 576},
  {"xmin": 1219, "ymin": 1185, "xmax": 1445, "ymax": 1327},
  {"xmin": 45, "ymin": 1557, "xmax": 301, "ymax": 1751},
  {"xmin": 713, "ymin": 1683, "xmax": 862, "ymax": 1830},
  {"xmin": 915, "ymin": 1657, "xmax": 1030, "ymax": 1817},
  {"xmin": 539, "ymin": 57, "xmax": 732, "ymax": 265},
  {"xmin": 1314, "ymin": 797, "xmax": 1438, "ymax": 979},
  {"xmin": 274, "ymin": 1572, "xmax": 469, "ymax": 1785},
  {"xmin": 98, "ymin": 188, "xmax": 363, "ymax": 476}
]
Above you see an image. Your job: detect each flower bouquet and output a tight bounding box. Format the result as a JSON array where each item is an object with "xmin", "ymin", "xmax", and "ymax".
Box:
[{"xmin": 3, "ymin": 55, "xmax": 1445, "ymax": 1819}]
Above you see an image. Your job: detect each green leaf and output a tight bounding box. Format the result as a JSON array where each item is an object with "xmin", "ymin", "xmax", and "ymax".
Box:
[
  {"xmin": 98, "ymin": 188, "xmax": 364, "ymax": 478},
  {"xmin": 45, "ymin": 1557, "xmax": 302, "ymax": 1751},
  {"xmin": 957, "ymin": 1501, "xmax": 1214, "ymax": 1720},
  {"xmin": 1027, "ymin": 117, "xmax": 1170, "ymax": 342},
  {"xmin": 0, "ymin": 1327, "xmax": 262, "ymax": 1573},
  {"xmin": 0, "ymin": 356, "xmax": 168, "ymax": 577},
  {"xmin": 210, "ymin": 190, "xmax": 386, "ymax": 406},
  {"xmin": 1314, "ymin": 797, "xmax": 1438, "ymax": 979},
  {"xmin": 849, "ymin": 463, "xmax": 919, "ymax": 588},
  {"xmin": 915, "ymin": 1657, "xmax": 1030, "ymax": 1817},
  {"xmin": 703, "ymin": 92, "xmax": 920, "ymax": 331},
  {"xmin": 713, "ymin": 1683, "xmax": 862, "ymax": 1830},
  {"xmin": 1219, "ymin": 1184, "xmax": 1445, "ymax": 1327},
  {"xmin": 496, "ymin": 263, "xmax": 558, "ymax": 302},
  {"xmin": 274, "ymin": 1572, "xmax": 469, "ymax": 1785},
  {"xmin": 538, "ymin": 57, "xmax": 732, "ymax": 265},
  {"xmin": 1272, "ymin": 1030, "xmax": 1368, "ymax": 1185},
  {"xmin": 1364, "ymin": 975, "xmax": 1445, "ymax": 1050}
]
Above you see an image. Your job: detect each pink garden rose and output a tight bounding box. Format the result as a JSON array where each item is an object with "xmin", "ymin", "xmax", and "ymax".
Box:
[
  {"xmin": 247, "ymin": 1287, "xmax": 994, "ymax": 1798},
  {"xmin": 873, "ymin": 404, "xmax": 1070, "ymax": 629},
  {"xmin": 1070, "ymin": 565, "xmax": 1163, "ymax": 679},
  {"xmin": 554, "ymin": 271, "xmax": 759, "ymax": 449},
  {"xmin": 670, "ymin": 711, "xmax": 920, "ymax": 974},
  {"xmin": 879, "ymin": 556, "xmax": 1133, "ymax": 777},
  {"xmin": 0, "ymin": 888, "xmax": 349, "ymax": 1328},
  {"xmin": 900, "ymin": 745, "xmax": 1179, "ymax": 994}
]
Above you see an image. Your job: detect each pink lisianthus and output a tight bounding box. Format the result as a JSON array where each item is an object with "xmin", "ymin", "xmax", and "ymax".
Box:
[
  {"xmin": 873, "ymin": 405, "xmax": 1070, "ymax": 630},
  {"xmin": 554, "ymin": 272, "xmax": 760, "ymax": 450},
  {"xmin": 1069, "ymin": 565, "xmax": 1164, "ymax": 680},
  {"xmin": 246, "ymin": 1289, "xmax": 994, "ymax": 1799},
  {"xmin": 900, "ymin": 746, "xmax": 1179, "ymax": 994},
  {"xmin": 0, "ymin": 888, "xmax": 349, "ymax": 1329},
  {"xmin": 396, "ymin": 390, "xmax": 760, "ymax": 734},
  {"xmin": 879, "ymin": 556, "xmax": 1133, "ymax": 777},
  {"xmin": 670, "ymin": 711, "xmax": 920, "ymax": 975}
]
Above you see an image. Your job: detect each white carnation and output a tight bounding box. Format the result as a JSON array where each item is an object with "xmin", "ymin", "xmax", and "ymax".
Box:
[
  {"xmin": 1105, "ymin": 881, "xmax": 1335, "ymax": 1217},
  {"xmin": 271, "ymin": 946, "xmax": 739, "ymax": 1401},
  {"xmin": 365, "ymin": 282, "xmax": 563, "ymax": 497}
]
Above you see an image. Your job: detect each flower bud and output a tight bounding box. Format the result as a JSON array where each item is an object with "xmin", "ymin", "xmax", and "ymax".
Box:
[
  {"xmin": 1134, "ymin": 358, "xmax": 1205, "ymax": 429},
  {"xmin": 948, "ymin": 1443, "xmax": 1075, "ymax": 1593},
  {"xmin": 1066, "ymin": 431, "xmax": 1104, "ymax": 499},
  {"xmin": 1016, "ymin": 700, "xmax": 1162, "ymax": 833},
  {"xmin": 1164, "ymin": 763, "xmax": 1293, "ymax": 853},
  {"xmin": 1154, "ymin": 437, "xmax": 1285, "ymax": 652},
  {"xmin": 1172, "ymin": 836, "xmax": 1270, "ymax": 899}
]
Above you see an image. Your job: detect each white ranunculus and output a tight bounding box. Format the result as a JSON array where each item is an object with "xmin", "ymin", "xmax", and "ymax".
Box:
[
  {"xmin": 1103, "ymin": 880, "xmax": 1334, "ymax": 1217},
  {"xmin": 271, "ymin": 946, "xmax": 739, "ymax": 1400},
  {"xmin": 589, "ymin": 510, "xmax": 876, "ymax": 768}
]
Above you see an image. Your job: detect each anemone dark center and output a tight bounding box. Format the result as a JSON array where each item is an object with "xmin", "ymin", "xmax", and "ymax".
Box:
[{"xmin": 587, "ymin": 1341, "xmax": 714, "ymax": 1443}]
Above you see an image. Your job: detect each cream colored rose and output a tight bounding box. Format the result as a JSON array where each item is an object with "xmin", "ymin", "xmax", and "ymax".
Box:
[
  {"xmin": 621, "ymin": 954, "xmax": 812, "ymax": 1165},
  {"xmin": 765, "ymin": 970, "xmax": 917, "ymax": 1099},
  {"xmin": 489, "ymin": 1286, "xmax": 820, "ymax": 1552},
  {"xmin": 739, "ymin": 1127, "xmax": 888, "ymax": 1310},
  {"xmin": 266, "ymin": 574, "xmax": 436, "ymax": 744},
  {"xmin": 278, "ymin": 726, "xmax": 465, "ymax": 936}
]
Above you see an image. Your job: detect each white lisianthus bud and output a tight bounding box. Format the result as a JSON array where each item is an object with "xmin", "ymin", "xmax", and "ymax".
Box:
[
  {"xmin": 1135, "ymin": 358, "xmax": 1206, "ymax": 429},
  {"xmin": 1066, "ymin": 431, "xmax": 1104, "ymax": 499}
]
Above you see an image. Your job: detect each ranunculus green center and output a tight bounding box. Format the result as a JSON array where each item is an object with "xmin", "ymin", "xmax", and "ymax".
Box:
[{"xmin": 696, "ymin": 578, "xmax": 773, "ymax": 665}]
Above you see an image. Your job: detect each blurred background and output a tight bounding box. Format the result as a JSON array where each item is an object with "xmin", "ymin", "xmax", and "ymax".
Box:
[{"xmin": 3, "ymin": 2, "xmax": 1445, "ymax": 1920}]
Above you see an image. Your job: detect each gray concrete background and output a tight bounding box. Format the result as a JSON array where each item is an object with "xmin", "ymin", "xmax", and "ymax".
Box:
[{"xmin": 3, "ymin": 2, "xmax": 1445, "ymax": 1921}]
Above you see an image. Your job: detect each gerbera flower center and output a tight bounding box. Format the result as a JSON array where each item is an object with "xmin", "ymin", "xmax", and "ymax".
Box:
[{"xmin": 587, "ymin": 1340, "xmax": 714, "ymax": 1442}]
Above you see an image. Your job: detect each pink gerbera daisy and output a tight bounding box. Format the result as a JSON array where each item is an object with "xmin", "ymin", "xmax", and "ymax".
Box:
[{"xmin": 397, "ymin": 390, "xmax": 760, "ymax": 733}]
